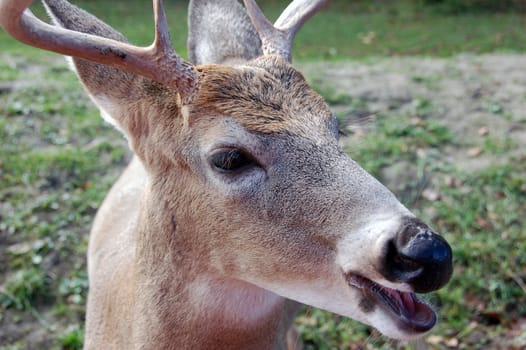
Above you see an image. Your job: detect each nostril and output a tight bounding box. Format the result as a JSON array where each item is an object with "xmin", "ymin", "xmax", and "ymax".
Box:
[
  {"xmin": 382, "ymin": 218, "xmax": 453, "ymax": 293},
  {"xmin": 393, "ymin": 251, "xmax": 422, "ymax": 273},
  {"xmin": 398, "ymin": 229, "xmax": 452, "ymax": 265},
  {"xmin": 384, "ymin": 241, "xmax": 424, "ymax": 281}
]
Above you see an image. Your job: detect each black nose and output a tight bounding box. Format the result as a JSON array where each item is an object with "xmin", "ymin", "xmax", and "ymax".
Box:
[{"xmin": 382, "ymin": 217, "xmax": 453, "ymax": 293}]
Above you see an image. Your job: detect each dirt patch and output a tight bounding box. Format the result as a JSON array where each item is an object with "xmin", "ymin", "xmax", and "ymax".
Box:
[{"xmin": 301, "ymin": 54, "xmax": 526, "ymax": 173}]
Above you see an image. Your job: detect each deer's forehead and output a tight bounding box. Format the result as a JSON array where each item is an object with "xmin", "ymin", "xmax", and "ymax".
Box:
[{"xmin": 189, "ymin": 62, "xmax": 333, "ymax": 135}]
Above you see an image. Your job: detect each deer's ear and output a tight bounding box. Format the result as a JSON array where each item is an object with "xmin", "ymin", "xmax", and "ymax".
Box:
[
  {"xmin": 43, "ymin": 0, "xmax": 146, "ymax": 138},
  {"xmin": 187, "ymin": 0, "xmax": 262, "ymax": 64}
]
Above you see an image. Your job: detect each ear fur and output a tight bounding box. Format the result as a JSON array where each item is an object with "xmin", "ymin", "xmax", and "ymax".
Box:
[
  {"xmin": 42, "ymin": 0, "xmax": 156, "ymax": 139},
  {"xmin": 187, "ymin": 0, "xmax": 262, "ymax": 65}
]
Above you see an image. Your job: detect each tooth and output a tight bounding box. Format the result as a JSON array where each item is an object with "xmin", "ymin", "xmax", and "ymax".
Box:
[{"xmin": 348, "ymin": 276, "xmax": 363, "ymax": 289}]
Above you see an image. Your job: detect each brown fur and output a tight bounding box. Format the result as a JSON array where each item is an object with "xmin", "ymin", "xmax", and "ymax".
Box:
[
  {"xmin": 191, "ymin": 56, "xmax": 332, "ymax": 135},
  {"xmin": 78, "ymin": 55, "xmax": 342, "ymax": 349}
]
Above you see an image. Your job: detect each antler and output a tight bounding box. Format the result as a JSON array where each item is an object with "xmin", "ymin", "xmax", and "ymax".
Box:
[
  {"xmin": 0, "ymin": 0, "xmax": 198, "ymax": 101},
  {"xmin": 243, "ymin": 0, "xmax": 331, "ymax": 62}
]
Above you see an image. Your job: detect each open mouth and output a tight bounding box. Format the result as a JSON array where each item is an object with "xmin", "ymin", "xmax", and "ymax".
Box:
[{"xmin": 347, "ymin": 274, "xmax": 436, "ymax": 333}]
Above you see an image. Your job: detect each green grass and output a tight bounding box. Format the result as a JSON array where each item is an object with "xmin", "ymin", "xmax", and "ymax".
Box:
[
  {"xmin": 295, "ymin": 11, "xmax": 526, "ymax": 59},
  {"xmin": 0, "ymin": 57, "xmax": 126, "ymax": 348},
  {"xmin": 1, "ymin": 0, "xmax": 526, "ymax": 60},
  {"xmin": 57, "ymin": 324, "xmax": 84, "ymax": 350}
]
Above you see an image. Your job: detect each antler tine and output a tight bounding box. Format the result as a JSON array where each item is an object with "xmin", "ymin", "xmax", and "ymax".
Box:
[
  {"xmin": 243, "ymin": 0, "xmax": 331, "ymax": 62},
  {"xmin": 274, "ymin": 0, "xmax": 331, "ymax": 33},
  {"xmin": 152, "ymin": 0, "xmax": 173, "ymax": 54},
  {"xmin": 0, "ymin": 0, "xmax": 197, "ymax": 100},
  {"xmin": 243, "ymin": 0, "xmax": 290, "ymax": 60}
]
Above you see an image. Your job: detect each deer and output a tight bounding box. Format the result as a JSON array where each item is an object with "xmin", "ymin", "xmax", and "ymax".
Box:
[{"xmin": 0, "ymin": 0, "xmax": 453, "ymax": 349}]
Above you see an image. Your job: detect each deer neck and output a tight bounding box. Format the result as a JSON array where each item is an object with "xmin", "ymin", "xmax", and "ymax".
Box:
[{"xmin": 130, "ymin": 175, "xmax": 296, "ymax": 349}]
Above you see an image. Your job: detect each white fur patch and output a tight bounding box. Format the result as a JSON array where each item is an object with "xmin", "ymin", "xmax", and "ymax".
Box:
[
  {"xmin": 64, "ymin": 56, "xmax": 76, "ymax": 72},
  {"xmin": 336, "ymin": 213, "xmax": 414, "ymax": 291},
  {"xmin": 48, "ymin": 45, "xmax": 127, "ymax": 137},
  {"xmin": 188, "ymin": 276, "xmax": 284, "ymax": 326},
  {"xmin": 90, "ymin": 94, "xmax": 126, "ymax": 136}
]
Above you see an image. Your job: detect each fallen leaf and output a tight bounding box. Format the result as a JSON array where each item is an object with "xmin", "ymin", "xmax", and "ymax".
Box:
[
  {"xmin": 476, "ymin": 216, "xmax": 493, "ymax": 230},
  {"xmin": 416, "ymin": 148, "xmax": 427, "ymax": 158},
  {"xmin": 7, "ymin": 242, "xmax": 32, "ymax": 255},
  {"xmin": 422, "ymin": 188, "xmax": 441, "ymax": 201},
  {"xmin": 444, "ymin": 175, "xmax": 462, "ymax": 188},
  {"xmin": 478, "ymin": 126, "xmax": 489, "ymax": 136},
  {"xmin": 467, "ymin": 147, "xmax": 483, "ymax": 157},
  {"xmin": 445, "ymin": 337, "xmax": 459, "ymax": 347},
  {"xmin": 426, "ymin": 335, "xmax": 445, "ymax": 345},
  {"xmin": 411, "ymin": 116, "xmax": 423, "ymax": 126}
]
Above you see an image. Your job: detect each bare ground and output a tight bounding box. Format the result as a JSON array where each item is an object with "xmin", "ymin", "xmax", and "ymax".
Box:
[{"xmin": 302, "ymin": 54, "xmax": 526, "ymax": 172}]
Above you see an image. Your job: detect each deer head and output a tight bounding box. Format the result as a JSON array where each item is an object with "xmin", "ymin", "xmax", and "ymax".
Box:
[{"xmin": 0, "ymin": 0, "xmax": 453, "ymax": 343}]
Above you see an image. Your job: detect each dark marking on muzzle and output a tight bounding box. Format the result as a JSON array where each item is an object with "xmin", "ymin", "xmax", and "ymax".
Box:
[{"xmin": 359, "ymin": 295, "xmax": 377, "ymax": 314}]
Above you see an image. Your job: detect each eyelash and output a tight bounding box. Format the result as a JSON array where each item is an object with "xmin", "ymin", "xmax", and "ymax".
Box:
[{"xmin": 210, "ymin": 149, "xmax": 256, "ymax": 173}]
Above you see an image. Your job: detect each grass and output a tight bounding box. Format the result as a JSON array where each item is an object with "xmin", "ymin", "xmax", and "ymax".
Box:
[
  {"xmin": 1, "ymin": 0, "xmax": 526, "ymax": 349},
  {"xmin": 294, "ymin": 82, "xmax": 526, "ymax": 348},
  {"xmin": 2, "ymin": 1, "xmax": 526, "ymax": 60},
  {"xmin": 302, "ymin": 50, "xmax": 526, "ymax": 345},
  {"xmin": 355, "ymin": 117, "xmax": 525, "ymax": 348},
  {"xmin": 0, "ymin": 56, "xmax": 126, "ymax": 349}
]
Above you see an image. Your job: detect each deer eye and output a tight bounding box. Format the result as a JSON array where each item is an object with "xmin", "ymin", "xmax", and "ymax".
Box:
[{"xmin": 210, "ymin": 149, "xmax": 255, "ymax": 173}]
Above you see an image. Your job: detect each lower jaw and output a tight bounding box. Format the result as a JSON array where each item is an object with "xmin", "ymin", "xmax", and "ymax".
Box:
[
  {"xmin": 347, "ymin": 274, "xmax": 437, "ymax": 336},
  {"xmin": 386, "ymin": 305, "xmax": 437, "ymax": 334}
]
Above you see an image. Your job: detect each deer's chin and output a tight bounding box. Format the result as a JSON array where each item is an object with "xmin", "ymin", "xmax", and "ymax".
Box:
[{"xmin": 346, "ymin": 273, "xmax": 436, "ymax": 336}]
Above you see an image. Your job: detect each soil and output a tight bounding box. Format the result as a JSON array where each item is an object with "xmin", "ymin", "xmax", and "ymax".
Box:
[{"xmin": 301, "ymin": 54, "xmax": 526, "ymax": 174}]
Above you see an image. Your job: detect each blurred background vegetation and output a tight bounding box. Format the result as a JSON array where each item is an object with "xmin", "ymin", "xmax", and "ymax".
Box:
[
  {"xmin": 1, "ymin": 0, "xmax": 526, "ymax": 349},
  {"xmin": 2, "ymin": 0, "xmax": 526, "ymax": 60}
]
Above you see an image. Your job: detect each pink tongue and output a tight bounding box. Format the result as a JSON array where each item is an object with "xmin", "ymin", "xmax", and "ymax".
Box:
[
  {"xmin": 401, "ymin": 292, "xmax": 416, "ymax": 316},
  {"xmin": 387, "ymin": 289, "xmax": 416, "ymax": 317}
]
